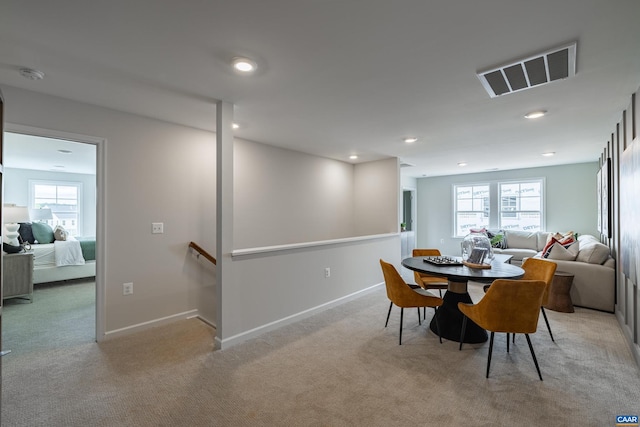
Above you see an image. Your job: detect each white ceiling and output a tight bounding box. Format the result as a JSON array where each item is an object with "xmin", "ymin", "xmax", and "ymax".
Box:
[{"xmin": 1, "ymin": 1, "xmax": 639, "ymax": 178}]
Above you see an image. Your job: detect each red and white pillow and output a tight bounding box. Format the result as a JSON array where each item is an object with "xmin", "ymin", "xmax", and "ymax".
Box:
[{"xmin": 542, "ymin": 231, "xmax": 578, "ymax": 260}]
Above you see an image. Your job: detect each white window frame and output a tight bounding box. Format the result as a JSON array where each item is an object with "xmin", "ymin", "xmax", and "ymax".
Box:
[
  {"xmin": 498, "ymin": 178, "xmax": 545, "ymax": 232},
  {"xmin": 453, "ymin": 183, "xmax": 491, "ymax": 237},
  {"xmin": 29, "ymin": 179, "xmax": 83, "ymax": 236},
  {"xmin": 452, "ymin": 178, "xmax": 545, "ymax": 237}
]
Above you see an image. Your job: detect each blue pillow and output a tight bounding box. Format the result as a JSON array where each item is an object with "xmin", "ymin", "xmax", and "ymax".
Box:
[
  {"xmin": 18, "ymin": 223, "xmax": 36, "ymax": 244},
  {"xmin": 31, "ymin": 222, "xmax": 55, "ymax": 244}
]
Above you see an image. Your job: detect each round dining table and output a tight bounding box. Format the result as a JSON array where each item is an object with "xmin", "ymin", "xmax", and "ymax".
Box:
[{"xmin": 401, "ymin": 254, "xmax": 524, "ymax": 343}]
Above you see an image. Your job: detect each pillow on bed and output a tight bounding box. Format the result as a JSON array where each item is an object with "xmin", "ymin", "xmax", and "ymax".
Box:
[
  {"xmin": 54, "ymin": 225, "xmax": 68, "ymax": 241},
  {"xmin": 31, "ymin": 222, "xmax": 55, "ymax": 244},
  {"xmin": 18, "ymin": 223, "xmax": 36, "ymax": 244}
]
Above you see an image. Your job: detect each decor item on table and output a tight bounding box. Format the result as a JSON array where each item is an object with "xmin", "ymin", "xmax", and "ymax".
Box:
[
  {"xmin": 400, "ymin": 222, "xmax": 406, "ymax": 232},
  {"xmin": 3, "ymin": 204, "xmax": 31, "ymax": 249},
  {"xmin": 461, "ymin": 231, "xmax": 494, "ymax": 268}
]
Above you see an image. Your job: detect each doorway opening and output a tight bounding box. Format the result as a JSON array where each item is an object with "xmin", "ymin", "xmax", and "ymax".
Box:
[{"xmin": 2, "ymin": 128, "xmax": 102, "ymax": 355}]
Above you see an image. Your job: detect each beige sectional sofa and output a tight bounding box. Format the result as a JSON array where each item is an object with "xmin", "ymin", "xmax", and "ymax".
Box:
[{"xmin": 491, "ymin": 230, "xmax": 615, "ymax": 312}]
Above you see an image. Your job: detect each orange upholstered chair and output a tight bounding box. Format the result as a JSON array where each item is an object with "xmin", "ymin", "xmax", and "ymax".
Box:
[
  {"xmin": 380, "ymin": 259, "xmax": 444, "ymax": 345},
  {"xmin": 412, "ymin": 249, "xmax": 448, "ymax": 297},
  {"xmin": 520, "ymin": 258, "xmax": 558, "ymax": 341},
  {"xmin": 458, "ymin": 279, "xmax": 547, "ymax": 380}
]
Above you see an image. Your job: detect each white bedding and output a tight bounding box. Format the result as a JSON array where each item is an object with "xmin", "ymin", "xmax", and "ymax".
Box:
[
  {"xmin": 54, "ymin": 237, "xmax": 86, "ymax": 266},
  {"xmin": 31, "ymin": 239, "xmax": 86, "ymax": 267},
  {"xmin": 31, "ymin": 241, "xmax": 95, "ymax": 284}
]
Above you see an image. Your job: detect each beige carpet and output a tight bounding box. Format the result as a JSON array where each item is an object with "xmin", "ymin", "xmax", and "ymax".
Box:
[{"xmin": 2, "ymin": 282, "xmax": 639, "ymax": 426}]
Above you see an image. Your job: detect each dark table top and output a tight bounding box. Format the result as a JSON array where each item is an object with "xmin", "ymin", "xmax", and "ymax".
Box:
[{"xmin": 401, "ymin": 254, "xmax": 524, "ymax": 283}]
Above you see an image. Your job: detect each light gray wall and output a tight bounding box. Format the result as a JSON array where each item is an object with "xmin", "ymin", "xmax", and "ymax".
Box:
[
  {"xmin": 4, "ymin": 167, "xmax": 97, "ymax": 237},
  {"xmin": 234, "ymin": 139, "xmax": 355, "ymax": 248},
  {"xmin": 416, "ymin": 162, "xmax": 599, "ymax": 255},
  {"xmin": 354, "ymin": 158, "xmax": 399, "ymax": 236}
]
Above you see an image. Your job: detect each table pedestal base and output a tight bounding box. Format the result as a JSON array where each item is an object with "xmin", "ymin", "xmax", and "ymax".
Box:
[{"xmin": 429, "ymin": 283, "xmax": 488, "ymax": 343}]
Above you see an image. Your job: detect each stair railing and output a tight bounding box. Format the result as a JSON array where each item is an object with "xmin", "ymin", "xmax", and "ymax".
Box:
[{"xmin": 188, "ymin": 241, "xmax": 216, "ymax": 265}]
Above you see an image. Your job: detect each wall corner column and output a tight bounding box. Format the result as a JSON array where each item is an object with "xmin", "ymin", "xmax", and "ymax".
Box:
[{"xmin": 215, "ymin": 100, "xmax": 234, "ymax": 349}]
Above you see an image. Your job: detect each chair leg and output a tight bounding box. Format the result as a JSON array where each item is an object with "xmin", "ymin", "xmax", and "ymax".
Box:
[
  {"xmin": 506, "ymin": 333, "xmax": 510, "ymax": 353},
  {"xmin": 433, "ymin": 307, "xmax": 442, "ymax": 343},
  {"xmin": 486, "ymin": 332, "xmax": 495, "ymax": 378},
  {"xmin": 540, "ymin": 307, "xmax": 555, "ymax": 342},
  {"xmin": 525, "ymin": 334, "xmax": 543, "ymax": 381},
  {"xmin": 459, "ymin": 315, "xmax": 468, "ymax": 350},
  {"xmin": 438, "ymin": 289, "xmax": 443, "ymax": 297},
  {"xmin": 417, "ymin": 308, "xmax": 421, "ymax": 325},
  {"xmin": 399, "ymin": 308, "xmax": 404, "ymax": 345},
  {"xmin": 385, "ymin": 302, "xmax": 393, "ymax": 327}
]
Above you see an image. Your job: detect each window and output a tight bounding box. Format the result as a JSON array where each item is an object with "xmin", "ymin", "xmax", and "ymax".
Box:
[
  {"xmin": 29, "ymin": 180, "xmax": 82, "ymax": 237},
  {"xmin": 453, "ymin": 178, "xmax": 544, "ymax": 237},
  {"xmin": 499, "ymin": 180, "xmax": 543, "ymax": 231},
  {"xmin": 454, "ymin": 184, "xmax": 490, "ymax": 237}
]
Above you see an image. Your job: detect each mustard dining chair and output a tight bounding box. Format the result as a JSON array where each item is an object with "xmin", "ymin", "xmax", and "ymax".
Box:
[
  {"xmin": 380, "ymin": 259, "xmax": 444, "ymax": 345},
  {"xmin": 520, "ymin": 258, "xmax": 558, "ymax": 341},
  {"xmin": 412, "ymin": 248, "xmax": 449, "ymax": 298},
  {"xmin": 458, "ymin": 279, "xmax": 547, "ymax": 380}
]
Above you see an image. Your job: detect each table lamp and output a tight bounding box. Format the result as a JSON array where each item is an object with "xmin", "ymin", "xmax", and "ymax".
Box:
[
  {"xmin": 29, "ymin": 207, "xmax": 53, "ymax": 223},
  {"xmin": 3, "ymin": 205, "xmax": 31, "ymax": 246}
]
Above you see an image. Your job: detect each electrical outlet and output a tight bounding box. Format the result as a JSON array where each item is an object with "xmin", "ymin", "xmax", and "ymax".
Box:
[
  {"xmin": 152, "ymin": 222, "xmax": 164, "ymax": 234},
  {"xmin": 440, "ymin": 238, "xmax": 445, "ymax": 244},
  {"xmin": 123, "ymin": 282, "xmax": 133, "ymax": 295},
  {"xmin": 325, "ymin": 267, "xmax": 331, "ymax": 278}
]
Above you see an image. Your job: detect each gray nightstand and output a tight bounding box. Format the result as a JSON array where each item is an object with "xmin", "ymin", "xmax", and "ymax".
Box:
[{"xmin": 2, "ymin": 251, "xmax": 34, "ymax": 302}]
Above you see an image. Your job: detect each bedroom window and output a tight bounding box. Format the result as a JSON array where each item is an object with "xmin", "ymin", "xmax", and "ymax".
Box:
[{"xmin": 29, "ymin": 180, "xmax": 82, "ymax": 236}]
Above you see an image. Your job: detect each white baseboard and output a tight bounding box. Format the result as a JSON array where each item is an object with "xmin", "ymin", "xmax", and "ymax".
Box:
[
  {"xmin": 216, "ymin": 282, "xmax": 384, "ymax": 350},
  {"xmin": 103, "ymin": 309, "xmax": 199, "ymax": 340}
]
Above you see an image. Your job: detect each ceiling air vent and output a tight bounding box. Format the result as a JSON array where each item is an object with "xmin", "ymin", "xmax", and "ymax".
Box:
[
  {"xmin": 400, "ymin": 161, "xmax": 415, "ymax": 168},
  {"xmin": 477, "ymin": 42, "xmax": 577, "ymax": 98}
]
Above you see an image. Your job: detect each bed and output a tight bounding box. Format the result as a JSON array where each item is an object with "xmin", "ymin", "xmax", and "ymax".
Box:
[
  {"xmin": 19, "ymin": 222, "xmax": 96, "ymax": 284},
  {"xmin": 31, "ymin": 238, "xmax": 96, "ymax": 284}
]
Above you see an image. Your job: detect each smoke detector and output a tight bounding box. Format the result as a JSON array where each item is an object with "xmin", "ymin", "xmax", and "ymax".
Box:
[
  {"xmin": 19, "ymin": 67, "xmax": 45, "ymax": 81},
  {"xmin": 477, "ymin": 42, "xmax": 576, "ymax": 98}
]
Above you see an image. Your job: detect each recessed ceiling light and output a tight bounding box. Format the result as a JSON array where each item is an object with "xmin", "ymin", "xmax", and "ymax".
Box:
[
  {"xmin": 458, "ymin": 162, "xmax": 468, "ymax": 167},
  {"xmin": 231, "ymin": 57, "xmax": 257, "ymax": 73},
  {"xmin": 232, "ymin": 123, "xmax": 240, "ymax": 129},
  {"xmin": 349, "ymin": 155, "xmax": 359, "ymax": 160},
  {"xmin": 57, "ymin": 149, "xmax": 72, "ymax": 154},
  {"xmin": 19, "ymin": 67, "xmax": 45, "ymax": 81},
  {"xmin": 403, "ymin": 137, "xmax": 418, "ymax": 143},
  {"xmin": 525, "ymin": 110, "xmax": 547, "ymax": 119},
  {"xmin": 542, "ymin": 152, "xmax": 555, "ymax": 157}
]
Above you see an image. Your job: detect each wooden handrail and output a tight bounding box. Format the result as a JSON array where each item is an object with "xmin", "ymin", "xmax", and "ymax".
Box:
[{"xmin": 189, "ymin": 241, "xmax": 216, "ymax": 265}]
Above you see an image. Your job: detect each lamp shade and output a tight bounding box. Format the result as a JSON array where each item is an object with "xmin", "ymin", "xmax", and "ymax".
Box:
[
  {"xmin": 4, "ymin": 206, "xmax": 31, "ymax": 224},
  {"xmin": 29, "ymin": 208, "xmax": 53, "ymax": 221}
]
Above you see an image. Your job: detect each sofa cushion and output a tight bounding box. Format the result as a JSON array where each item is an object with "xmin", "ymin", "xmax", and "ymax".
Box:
[
  {"xmin": 545, "ymin": 241, "xmax": 580, "ymax": 261},
  {"xmin": 576, "ymin": 236, "xmax": 610, "ymax": 265},
  {"xmin": 504, "ymin": 230, "xmax": 539, "ymax": 251}
]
